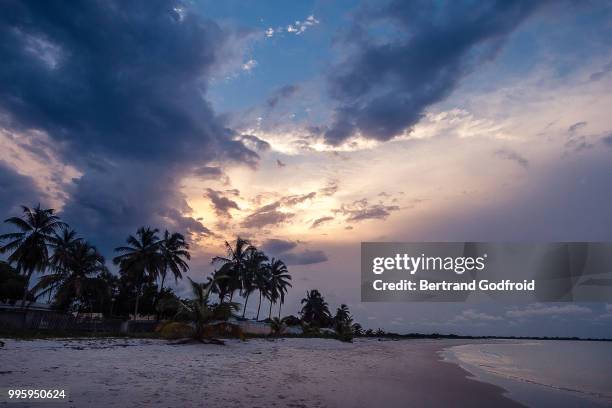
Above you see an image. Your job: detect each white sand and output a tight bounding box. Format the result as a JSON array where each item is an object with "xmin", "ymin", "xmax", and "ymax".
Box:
[{"xmin": 0, "ymin": 337, "xmax": 519, "ymax": 407}]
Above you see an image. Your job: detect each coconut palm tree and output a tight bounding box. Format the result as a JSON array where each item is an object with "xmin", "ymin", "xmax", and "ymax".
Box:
[
  {"xmin": 46, "ymin": 228, "xmax": 81, "ymax": 301},
  {"xmin": 174, "ymin": 277, "xmax": 240, "ymax": 344},
  {"xmin": 158, "ymin": 230, "xmax": 190, "ymax": 297},
  {"xmin": 35, "ymin": 241, "xmax": 107, "ymax": 312},
  {"xmin": 211, "ymin": 237, "xmax": 254, "ymax": 303},
  {"xmin": 333, "ymin": 304, "xmax": 354, "ymax": 342},
  {"xmin": 113, "ymin": 227, "xmax": 162, "ymax": 319},
  {"xmin": 254, "ymin": 263, "xmax": 271, "ymax": 321},
  {"xmin": 300, "ymin": 289, "xmax": 330, "ymax": 328},
  {"xmin": 0, "ymin": 205, "xmax": 66, "ymax": 307},
  {"xmin": 267, "ymin": 258, "xmax": 291, "ymax": 319},
  {"xmin": 241, "ymin": 248, "xmax": 268, "ymax": 318}
]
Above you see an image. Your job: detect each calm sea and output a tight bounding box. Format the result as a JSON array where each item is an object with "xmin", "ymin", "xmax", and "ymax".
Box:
[{"xmin": 445, "ymin": 341, "xmax": 612, "ymax": 407}]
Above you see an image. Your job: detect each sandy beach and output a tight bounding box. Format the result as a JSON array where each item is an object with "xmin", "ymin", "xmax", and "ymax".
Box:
[{"xmin": 0, "ymin": 337, "xmax": 520, "ymax": 407}]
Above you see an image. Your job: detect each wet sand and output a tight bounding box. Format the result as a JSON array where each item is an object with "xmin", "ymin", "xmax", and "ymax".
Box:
[{"xmin": 0, "ymin": 337, "xmax": 520, "ymax": 407}]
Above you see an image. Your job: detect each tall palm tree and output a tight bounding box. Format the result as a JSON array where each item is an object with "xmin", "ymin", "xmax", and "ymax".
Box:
[
  {"xmin": 268, "ymin": 258, "xmax": 291, "ymax": 319},
  {"xmin": 35, "ymin": 241, "xmax": 107, "ymax": 312},
  {"xmin": 254, "ymin": 263, "xmax": 271, "ymax": 321},
  {"xmin": 211, "ymin": 237, "xmax": 254, "ymax": 303},
  {"xmin": 300, "ymin": 289, "xmax": 330, "ymax": 328},
  {"xmin": 241, "ymin": 248, "xmax": 268, "ymax": 318},
  {"xmin": 113, "ymin": 227, "xmax": 162, "ymax": 319},
  {"xmin": 0, "ymin": 205, "xmax": 66, "ymax": 307},
  {"xmin": 158, "ymin": 230, "xmax": 190, "ymax": 295},
  {"xmin": 46, "ymin": 228, "xmax": 81, "ymax": 301}
]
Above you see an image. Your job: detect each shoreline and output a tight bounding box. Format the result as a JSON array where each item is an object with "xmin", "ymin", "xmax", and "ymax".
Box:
[
  {"xmin": 443, "ymin": 341, "xmax": 612, "ymax": 408},
  {"xmin": 0, "ymin": 337, "xmax": 520, "ymax": 407}
]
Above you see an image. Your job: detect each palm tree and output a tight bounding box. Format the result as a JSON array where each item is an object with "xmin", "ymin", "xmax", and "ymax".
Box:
[
  {"xmin": 113, "ymin": 227, "xmax": 162, "ymax": 319},
  {"xmin": 0, "ymin": 205, "xmax": 66, "ymax": 307},
  {"xmin": 46, "ymin": 228, "xmax": 81, "ymax": 301},
  {"xmin": 254, "ymin": 263, "xmax": 271, "ymax": 321},
  {"xmin": 241, "ymin": 249, "xmax": 268, "ymax": 318},
  {"xmin": 300, "ymin": 289, "xmax": 330, "ymax": 328},
  {"xmin": 333, "ymin": 304, "xmax": 354, "ymax": 342},
  {"xmin": 158, "ymin": 230, "xmax": 190, "ymax": 298},
  {"xmin": 35, "ymin": 241, "xmax": 107, "ymax": 313},
  {"xmin": 267, "ymin": 258, "xmax": 291, "ymax": 319},
  {"xmin": 175, "ymin": 277, "xmax": 240, "ymax": 344},
  {"xmin": 212, "ymin": 237, "xmax": 254, "ymax": 303}
]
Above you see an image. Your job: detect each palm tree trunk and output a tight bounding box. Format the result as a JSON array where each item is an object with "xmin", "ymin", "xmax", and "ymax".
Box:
[
  {"xmin": 242, "ymin": 291, "xmax": 250, "ymax": 318},
  {"xmin": 155, "ymin": 271, "xmax": 166, "ymax": 321},
  {"xmin": 134, "ymin": 277, "xmax": 141, "ymax": 320},
  {"xmin": 268, "ymin": 299, "xmax": 273, "ymax": 320},
  {"xmin": 20, "ymin": 270, "xmax": 33, "ymax": 308},
  {"xmin": 256, "ymin": 292, "xmax": 262, "ymax": 320},
  {"xmin": 278, "ymin": 302, "xmax": 282, "ymax": 319}
]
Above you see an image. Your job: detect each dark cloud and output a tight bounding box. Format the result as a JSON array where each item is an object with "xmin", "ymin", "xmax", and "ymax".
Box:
[
  {"xmin": 266, "ymin": 84, "xmax": 299, "ymax": 109},
  {"xmin": 193, "ymin": 166, "xmax": 226, "ymax": 180},
  {"xmin": 0, "ymin": 1, "xmax": 256, "ymax": 252},
  {"xmin": 568, "ymin": 121, "xmax": 587, "ymax": 133},
  {"xmin": 61, "ymin": 162, "xmax": 213, "ymax": 253},
  {"xmin": 261, "ymin": 238, "xmax": 327, "ymax": 265},
  {"xmin": 311, "ymin": 216, "xmax": 334, "ymax": 229},
  {"xmin": 0, "ymin": 161, "xmax": 45, "ymax": 221},
  {"xmin": 565, "ymin": 134, "xmax": 592, "ymax": 153},
  {"xmin": 241, "ymin": 192, "xmax": 315, "ymax": 229},
  {"xmin": 602, "ymin": 134, "xmax": 612, "ymax": 147},
  {"xmin": 324, "ymin": 0, "xmax": 543, "ymax": 145},
  {"xmin": 241, "ymin": 202, "xmax": 294, "ymax": 228},
  {"xmin": 336, "ymin": 198, "xmax": 400, "ymax": 222},
  {"xmin": 494, "ymin": 148, "xmax": 529, "ymax": 169},
  {"xmin": 589, "ymin": 61, "xmax": 612, "ymax": 81},
  {"xmin": 205, "ymin": 188, "xmax": 240, "ymax": 218},
  {"xmin": 281, "ymin": 249, "xmax": 328, "ymax": 266},
  {"xmin": 261, "ymin": 238, "xmax": 298, "ymax": 254}
]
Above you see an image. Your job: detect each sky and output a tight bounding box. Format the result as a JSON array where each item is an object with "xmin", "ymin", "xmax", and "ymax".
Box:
[{"xmin": 1, "ymin": 0, "xmax": 612, "ymax": 337}]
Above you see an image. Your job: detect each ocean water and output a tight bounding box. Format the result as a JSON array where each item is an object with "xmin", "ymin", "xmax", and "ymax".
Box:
[{"xmin": 446, "ymin": 341, "xmax": 612, "ymax": 407}]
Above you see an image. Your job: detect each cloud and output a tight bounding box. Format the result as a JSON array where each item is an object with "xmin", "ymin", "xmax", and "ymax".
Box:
[
  {"xmin": 324, "ymin": 0, "xmax": 543, "ymax": 145},
  {"xmin": 193, "ymin": 166, "xmax": 226, "ymax": 179},
  {"xmin": 0, "ymin": 1, "xmax": 257, "ymax": 252},
  {"xmin": 280, "ymin": 192, "xmax": 316, "ymax": 206},
  {"xmin": 506, "ymin": 304, "xmax": 592, "ymax": 318},
  {"xmin": 261, "ymin": 238, "xmax": 327, "ymax": 265},
  {"xmin": 311, "ymin": 216, "xmax": 334, "ymax": 229},
  {"xmin": 319, "ymin": 180, "xmax": 339, "ymax": 196},
  {"xmin": 241, "ymin": 59, "xmax": 257, "ymax": 71},
  {"xmin": 454, "ymin": 309, "xmax": 502, "ymax": 322},
  {"xmin": 568, "ymin": 121, "xmax": 587, "ymax": 133},
  {"xmin": 494, "ymin": 148, "xmax": 529, "ymax": 168},
  {"xmin": 266, "ymin": 84, "xmax": 300, "ymax": 109},
  {"xmin": 261, "ymin": 238, "xmax": 298, "ymax": 254},
  {"xmin": 265, "ymin": 15, "xmax": 320, "ymax": 38},
  {"xmin": 240, "ymin": 135, "xmax": 271, "ymax": 151},
  {"xmin": 276, "ymin": 159, "xmax": 287, "ymax": 168},
  {"xmin": 336, "ymin": 198, "xmax": 400, "ymax": 222},
  {"xmin": 0, "ymin": 160, "xmax": 45, "ymax": 220},
  {"xmin": 281, "ymin": 249, "xmax": 328, "ymax": 265},
  {"xmin": 241, "ymin": 202, "xmax": 294, "ymax": 228},
  {"xmin": 601, "ymin": 133, "xmax": 612, "ymax": 147},
  {"xmin": 240, "ymin": 192, "xmax": 315, "ymax": 229},
  {"xmin": 589, "ymin": 61, "xmax": 612, "ymax": 81},
  {"xmin": 205, "ymin": 188, "xmax": 240, "ymax": 218}
]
